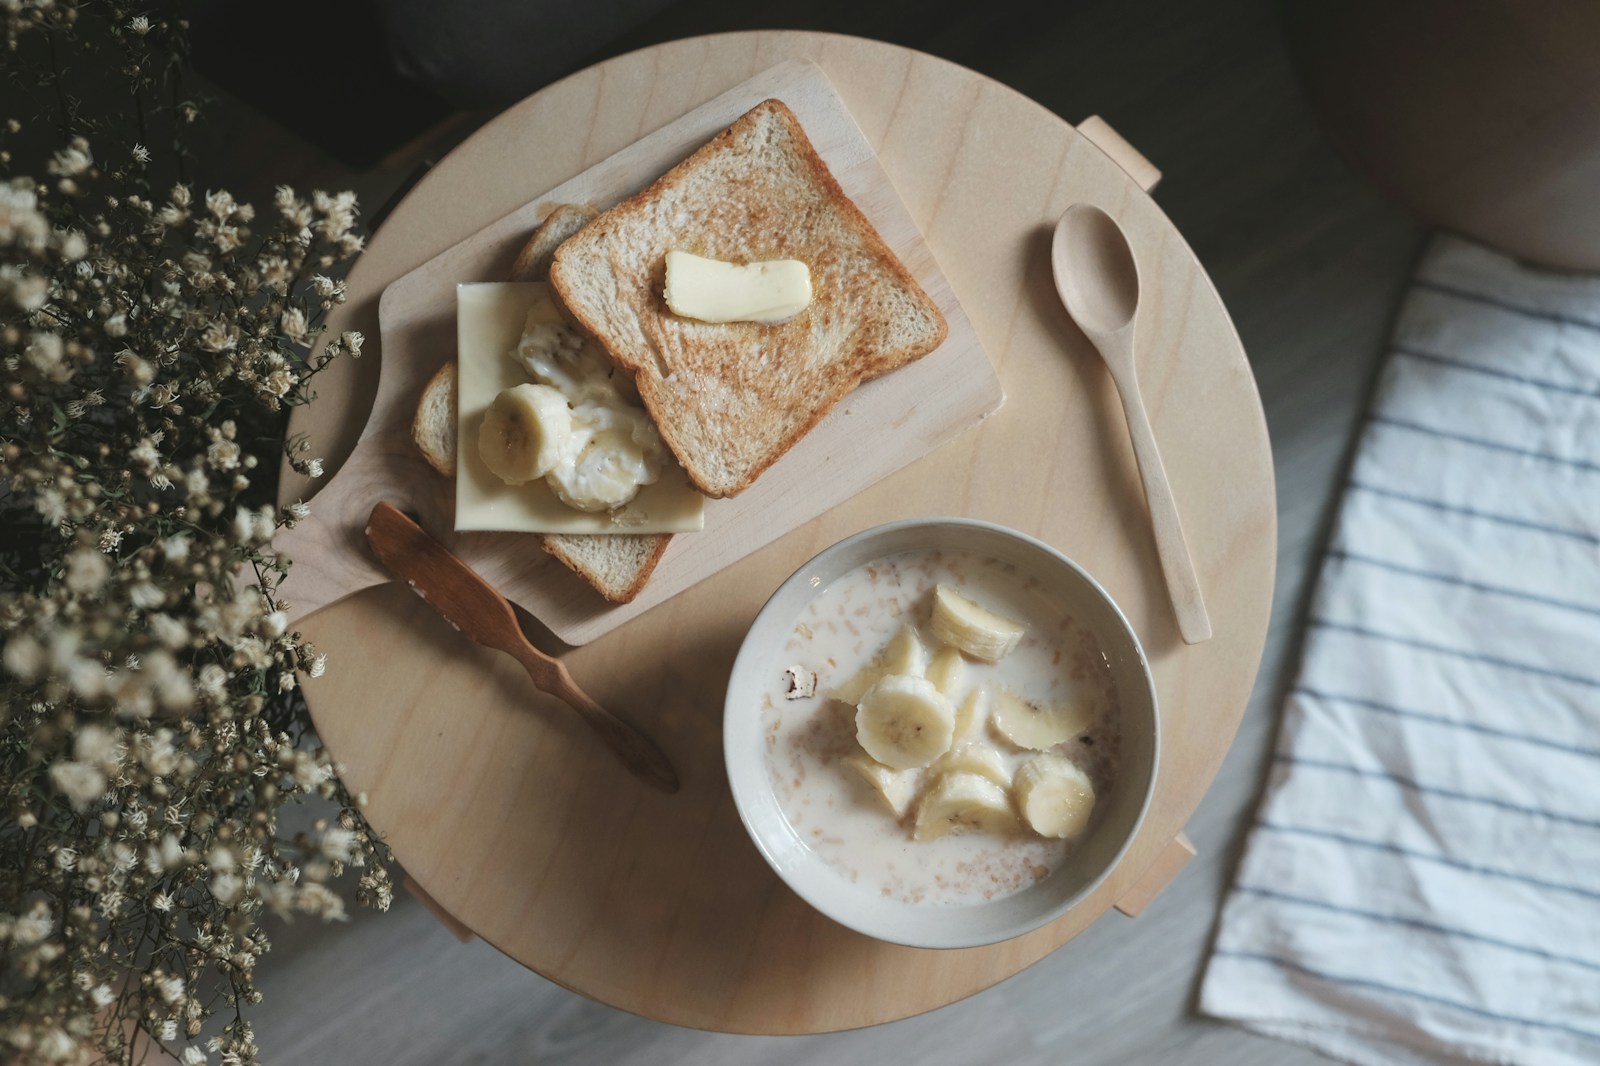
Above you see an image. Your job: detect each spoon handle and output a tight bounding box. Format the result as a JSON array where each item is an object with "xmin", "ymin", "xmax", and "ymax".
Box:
[{"xmin": 1104, "ymin": 350, "xmax": 1213, "ymax": 644}]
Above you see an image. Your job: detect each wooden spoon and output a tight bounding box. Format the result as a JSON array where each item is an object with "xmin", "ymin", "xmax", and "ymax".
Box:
[
  {"xmin": 364, "ymin": 502, "xmax": 680, "ymax": 793},
  {"xmin": 1051, "ymin": 204, "xmax": 1212, "ymax": 644}
]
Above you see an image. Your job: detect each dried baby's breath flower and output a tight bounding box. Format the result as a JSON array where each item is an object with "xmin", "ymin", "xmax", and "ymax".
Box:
[{"xmin": 1, "ymin": 6, "xmax": 393, "ymax": 1064}]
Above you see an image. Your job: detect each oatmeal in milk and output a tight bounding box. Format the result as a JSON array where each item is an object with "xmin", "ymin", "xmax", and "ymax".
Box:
[{"xmin": 762, "ymin": 549, "xmax": 1121, "ymax": 906}]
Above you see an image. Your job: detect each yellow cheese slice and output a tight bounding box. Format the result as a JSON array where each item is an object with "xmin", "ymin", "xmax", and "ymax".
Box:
[{"xmin": 454, "ymin": 282, "xmax": 706, "ymax": 534}]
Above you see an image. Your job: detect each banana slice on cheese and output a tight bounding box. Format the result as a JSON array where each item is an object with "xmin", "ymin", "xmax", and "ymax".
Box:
[
  {"xmin": 929, "ymin": 585, "xmax": 1026, "ymax": 662},
  {"xmin": 914, "ymin": 771, "xmax": 1019, "ymax": 841},
  {"xmin": 1014, "ymin": 753, "xmax": 1096, "ymax": 839},
  {"xmin": 990, "ymin": 687, "xmax": 1092, "ymax": 750},
  {"xmin": 855, "ymin": 674, "xmax": 955, "ymax": 769},
  {"xmin": 546, "ymin": 426, "xmax": 656, "ymax": 511},
  {"xmin": 930, "ymin": 742, "xmax": 1010, "ymax": 789},
  {"xmin": 477, "ymin": 383, "xmax": 574, "ymax": 484},
  {"xmin": 844, "ymin": 754, "xmax": 921, "ymax": 818}
]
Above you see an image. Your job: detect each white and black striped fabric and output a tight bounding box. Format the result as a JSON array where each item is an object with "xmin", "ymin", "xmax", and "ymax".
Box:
[{"xmin": 1200, "ymin": 235, "xmax": 1600, "ymax": 1066}]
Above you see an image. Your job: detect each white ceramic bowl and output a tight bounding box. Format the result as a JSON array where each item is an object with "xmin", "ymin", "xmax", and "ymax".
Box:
[{"xmin": 723, "ymin": 518, "xmax": 1160, "ymax": 949}]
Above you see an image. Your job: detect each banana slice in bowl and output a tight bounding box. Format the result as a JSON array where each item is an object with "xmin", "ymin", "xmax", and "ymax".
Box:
[
  {"xmin": 914, "ymin": 771, "xmax": 1019, "ymax": 841},
  {"xmin": 855, "ymin": 674, "xmax": 955, "ymax": 769},
  {"xmin": 990, "ymin": 688, "xmax": 1094, "ymax": 751}
]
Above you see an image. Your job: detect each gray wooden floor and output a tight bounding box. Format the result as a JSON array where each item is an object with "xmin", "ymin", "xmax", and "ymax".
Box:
[{"xmin": 233, "ymin": 0, "xmax": 1426, "ymax": 1061}]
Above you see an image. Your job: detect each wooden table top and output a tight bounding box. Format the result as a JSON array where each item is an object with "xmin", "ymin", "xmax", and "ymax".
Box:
[{"xmin": 282, "ymin": 31, "xmax": 1276, "ymax": 1034}]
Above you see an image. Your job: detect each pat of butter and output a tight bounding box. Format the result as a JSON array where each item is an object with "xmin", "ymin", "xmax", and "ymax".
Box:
[
  {"xmin": 455, "ymin": 282, "xmax": 705, "ymax": 534},
  {"xmin": 663, "ymin": 251, "xmax": 812, "ymax": 324}
]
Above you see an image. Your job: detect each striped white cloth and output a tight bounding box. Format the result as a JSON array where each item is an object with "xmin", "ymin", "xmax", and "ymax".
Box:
[{"xmin": 1200, "ymin": 234, "xmax": 1600, "ymax": 1066}]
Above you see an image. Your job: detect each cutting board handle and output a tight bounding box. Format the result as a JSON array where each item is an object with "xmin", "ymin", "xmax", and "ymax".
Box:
[
  {"xmin": 1078, "ymin": 116, "xmax": 1162, "ymax": 193},
  {"xmin": 276, "ymin": 434, "xmax": 433, "ymax": 625}
]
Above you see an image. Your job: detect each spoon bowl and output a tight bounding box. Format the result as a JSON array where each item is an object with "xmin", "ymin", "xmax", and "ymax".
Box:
[{"xmin": 1052, "ymin": 204, "xmax": 1140, "ymax": 336}]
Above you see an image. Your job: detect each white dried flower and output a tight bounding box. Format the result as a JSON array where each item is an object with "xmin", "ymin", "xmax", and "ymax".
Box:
[
  {"xmin": 156, "ymin": 973, "xmax": 186, "ymax": 1005},
  {"xmin": 49, "ymin": 760, "xmax": 106, "ymax": 810},
  {"xmin": 205, "ymin": 189, "xmax": 236, "ymax": 219},
  {"xmin": 183, "ymin": 1048, "xmax": 208, "ymax": 1066},
  {"xmin": 199, "ymin": 321, "xmax": 236, "ymax": 352},
  {"xmin": 319, "ymin": 827, "xmax": 356, "ymax": 863},
  {"xmin": 131, "ymin": 437, "xmax": 161, "ymax": 473},
  {"xmin": 49, "ymin": 143, "xmax": 93, "ymax": 177},
  {"xmin": 208, "ymin": 438, "xmax": 241, "ymax": 473},
  {"xmin": 12, "ymin": 903, "xmax": 54, "ymax": 945},
  {"xmin": 132, "ymin": 142, "xmax": 151, "ymax": 163},
  {"xmin": 209, "ymin": 873, "xmax": 243, "ymax": 906},
  {"xmin": 74, "ymin": 724, "xmax": 121, "ymax": 769},
  {"xmin": 305, "ymin": 653, "xmax": 327, "ymax": 679},
  {"xmin": 127, "ymin": 15, "xmax": 151, "ymax": 34},
  {"xmin": 37, "ymin": 1029, "xmax": 77, "ymax": 1060},
  {"xmin": 25, "ymin": 331, "xmax": 64, "ymax": 374},
  {"xmin": 279, "ymin": 306, "xmax": 309, "ymax": 344},
  {"xmin": 0, "ymin": 183, "xmax": 50, "ymax": 249},
  {"xmin": 34, "ymin": 487, "xmax": 67, "ymax": 525},
  {"xmin": 139, "ymin": 731, "xmax": 179, "ymax": 776},
  {"xmin": 306, "ymin": 458, "xmax": 324, "ymax": 478},
  {"xmin": 65, "ymin": 548, "xmax": 111, "ymax": 594},
  {"xmin": 265, "ymin": 366, "xmax": 296, "ymax": 397},
  {"xmin": 3, "ymin": 634, "xmax": 45, "ymax": 680}
]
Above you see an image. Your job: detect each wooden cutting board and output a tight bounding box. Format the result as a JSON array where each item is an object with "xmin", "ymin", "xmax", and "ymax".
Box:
[{"xmin": 274, "ymin": 59, "xmax": 1000, "ymax": 644}]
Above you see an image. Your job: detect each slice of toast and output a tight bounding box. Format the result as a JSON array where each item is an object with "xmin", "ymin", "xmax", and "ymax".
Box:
[
  {"xmin": 540, "ymin": 530, "xmax": 671, "ymax": 604},
  {"xmin": 510, "ymin": 204, "xmax": 597, "ymax": 283},
  {"xmin": 549, "ymin": 99, "xmax": 948, "ymax": 499},
  {"xmin": 412, "ymin": 361, "xmax": 457, "ymax": 477},
  {"xmin": 412, "ymin": 203, "xmax": 672, "ymax": 605}
]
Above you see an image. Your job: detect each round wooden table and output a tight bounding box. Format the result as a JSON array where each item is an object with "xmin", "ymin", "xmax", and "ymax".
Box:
[{"xmin": 282, "ymin": 32, "xmax": 1276, "ymax": 1034}]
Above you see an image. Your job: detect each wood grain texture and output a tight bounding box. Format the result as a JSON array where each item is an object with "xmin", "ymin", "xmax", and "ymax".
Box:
[
  {"xmin": 236, "ymin": 0, "xmax": 1429, "ymax": 1058},
  {"xmin": 282, "ymin": 33, "xmax": 1276, "ymax": 1035},
  {"xmin": 273, "ymin": 60, "xmax": 1001, "ymax": 641}
]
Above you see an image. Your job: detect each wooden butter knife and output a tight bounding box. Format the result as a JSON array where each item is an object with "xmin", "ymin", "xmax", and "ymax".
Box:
[{"xmin": 364, "ymin": 502, "xmax": 680, "ymax": 794}]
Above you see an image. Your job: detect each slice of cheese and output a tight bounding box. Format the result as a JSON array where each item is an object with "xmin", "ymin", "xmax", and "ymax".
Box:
[{"xmin": 454, "ymin": 282, "xmax": 706, "ymax": 534}]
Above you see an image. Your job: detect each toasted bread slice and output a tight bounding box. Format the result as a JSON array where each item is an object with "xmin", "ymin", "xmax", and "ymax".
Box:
[
  {"xmin": 540, "ymin": 531, "xmax": 671, "ymax": 604},
  {"xmin": 410, "ymin": 203, "xmax": 673, "ymax": 604},
  {"xmin": 412, "ymin": 361, "xmax": 457, "ymax": 476},
  {"xmin": 549, "ymin": 99, "xmax": 948, "ymax": 499},
  {"xmin": 510, "ymin": 203, "xmax": 598, "ymax": 283}
]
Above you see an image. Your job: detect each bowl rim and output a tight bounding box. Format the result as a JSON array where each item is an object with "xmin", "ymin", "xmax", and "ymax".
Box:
[{"xmin": 722, "ymin": 516, "xmax": 1161, "ymax": 949}]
